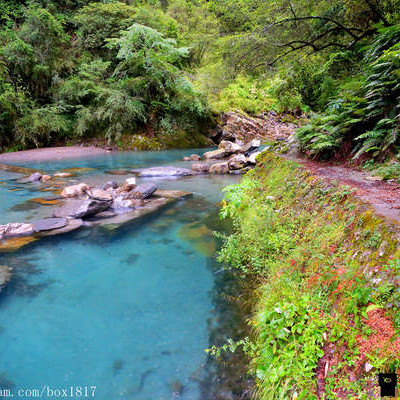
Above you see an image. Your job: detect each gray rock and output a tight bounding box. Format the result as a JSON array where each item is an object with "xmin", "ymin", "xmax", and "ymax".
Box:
[
  {"xmin": 191, "ymin": 163, "xmax": 210, "ymax": 173},
  {"xmin": 86, "ymin": 188, "xmax": 113, "ymax": 201},
  {"xmin": 203, "ymin": 149, "xmax": 227, "ymax": 160},
  {"xmin": 28, "ymin": 172, "xmax": 42, "ymax": 182},
  {"xmin": 102, "ymin": 181, "xmax": 119, "ymax": 191},
  {"xmin": 247, "ymin": 151, "xmax": 261, "ymax": 165},
  {"xmin": 189, "ymin": 154, "xmax": 201, "ymax": 161},
  {"xmin": 131, "ymin": 166, "xmax": 193, "ymax": 177},
  {"xmin": 241, "ymin": 139, "xmax": 261, "ymax": 155},
  {"xmin": 33, "ymin": 218, "xmax": 68, "ymax": 232},
  {"xmin": 209, "ymin": 162, "xmax": 229, "ymax": 174},
  {"xmin": 36, "ymin": 218, "xmax": 83, "ymax": 237},
  {"xmin": 0, "ymin": 265, "xmax": 11, "ymax": 293},
  {"xmin": 219, "ymin": 140, "xmax": 242, "ymax": 154},
  {"xmin": 129, "ymin": 183, "xmax": 157, "ymax": 199},
  {"xmin": 54, "ymin": 199, "xmax": 109, "ymax": 219},
  {"xmin": 228, "ymin": 154, "xmax": 247, "ymax": 170}
]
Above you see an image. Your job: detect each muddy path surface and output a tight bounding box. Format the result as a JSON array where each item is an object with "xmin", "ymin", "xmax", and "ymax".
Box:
[{"xmin": 284, "ymin": 155, "xmax": 400, "ymax": 225}]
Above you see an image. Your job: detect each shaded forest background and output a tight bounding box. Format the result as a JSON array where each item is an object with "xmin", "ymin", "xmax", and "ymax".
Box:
[{"xmin": 0, "ymin": 0, "xmax": 399, "ymax": 163}]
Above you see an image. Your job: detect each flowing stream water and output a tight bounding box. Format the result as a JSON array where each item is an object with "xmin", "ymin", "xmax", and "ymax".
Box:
[{"xmin": 0, "ymin": 149, "xmax": 249, "ymax": 400}]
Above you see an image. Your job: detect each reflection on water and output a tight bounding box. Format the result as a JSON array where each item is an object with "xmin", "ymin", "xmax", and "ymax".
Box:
[{"xmin": 0, "ymin": 149, "xmax": 252, "ymax": 399}]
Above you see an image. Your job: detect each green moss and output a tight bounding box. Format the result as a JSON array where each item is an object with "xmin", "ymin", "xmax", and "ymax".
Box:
[{"xmin": 219, "ymin": 152, "xmax": 400, "ymax": 399}]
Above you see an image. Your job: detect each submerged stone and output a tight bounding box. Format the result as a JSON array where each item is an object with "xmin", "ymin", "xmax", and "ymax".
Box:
[
  {"xmin": 61, "ymin": 167, "xmax": 95, "ymax": 173},
  {"xmin": 177, "ymin": 221, "xmax": 216, "ymax": 257},
  {"xmin": 153, "ymin": 189, "xmax": 192, "ymax": 199},
  {"xmin": 105, "ymin": 170, "xmax": 128, "ymax": 176},
  {"xmin": 0, "ymin": 265, "xmax": 12, "ymax": 293},
  {"xmin": 31, "ymin": 197, "xmax": 62, "ymax": 206},
  {"xmin": 54, "ymin": 172, "xmax": 74, "ymax": 178},
  {"xmin": 0, "ymin": 236, "xmax": 37, "ymax": 253}
]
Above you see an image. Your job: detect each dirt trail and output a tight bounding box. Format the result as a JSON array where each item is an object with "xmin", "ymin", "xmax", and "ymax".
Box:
[{"xmin": 285, "ymin": 156, "xmax": 400, "ymax": 225}]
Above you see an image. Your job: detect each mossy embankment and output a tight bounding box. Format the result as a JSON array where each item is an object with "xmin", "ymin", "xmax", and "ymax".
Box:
[{"xmin": 218, "ymin": 152, "xmax": 400, "ymax": 399}]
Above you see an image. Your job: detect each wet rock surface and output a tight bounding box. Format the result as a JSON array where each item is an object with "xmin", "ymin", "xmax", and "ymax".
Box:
[
  {"xmin": 28, "ymin": 172, "xmax": 42, "ymax": 182},
  {"xmin": 132, "ymin": 166, "xmax": 193, "ymax": 177},
  {"xmin": 132, "ymin": 183, "xmax": 157, "ymax": 199},
  {"xmin": 54, "ymin": 199, "xmax": 110, "ymax": 219},
  {"xmin": 0, "ymin": 223, "xmax": 34, "ymax": 238},
  {"xmin": 33, "ymin": 218, "xmax": 68, "ymax": 232},
  {"xmin": 61, "ymin": 183, "xmax": 89, "ymax": 198}
]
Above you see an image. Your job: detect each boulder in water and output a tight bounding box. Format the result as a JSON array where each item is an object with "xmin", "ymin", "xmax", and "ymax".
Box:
[
  {"xmin": 28, "ymin": 172, "xmax": 42, "ymax": 182},
  {"xmin": 218, "ymin": 140, "xmax": 241, "ymax": 154},
  {"xmin": 132, "ymin": 166, "xmax": 193, "ymax": 177},
  {"xmin": 191, "ymin": 163, "xmax": 210, "ymax": 173},
  {"xmin": 61, "ymin": 183, "xmax": 89, "ymax": 198},
  {"xmin": 54, "ymin": 199, "xmax": 109, "ymax": 218},
  {"xmin": 228, "ymin": 154, "xmax": 247, "ymax": 170},
  {"xmin": 130, "ymin": 183, "xmax": 157, "ymax": 199},
  {"xmin": 202, "ymin": 149, "xmax": 226, "ymax": 160},
  {"xmin": 209, "ymin": 162, "xmax": 229, "ymax": 174}
]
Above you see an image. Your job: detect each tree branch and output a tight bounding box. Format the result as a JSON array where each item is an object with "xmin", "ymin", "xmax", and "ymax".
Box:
[{"xmin": 265, "ymin": 16, "xmax": 364, "ymax": 39}]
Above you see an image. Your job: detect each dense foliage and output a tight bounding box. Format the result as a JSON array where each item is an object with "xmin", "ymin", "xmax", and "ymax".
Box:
[
  {"xmin": 0, "ymin": 0, "xmax": 399, "ymax": 155},
  {"xmin": 0, "ymin": 0, "xmax": 211, "ymax": 150}
]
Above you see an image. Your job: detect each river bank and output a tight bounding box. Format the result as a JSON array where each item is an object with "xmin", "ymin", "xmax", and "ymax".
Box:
[{"xmin": 218, "ymin": 152, "xmax": 400, "ymax": 399}]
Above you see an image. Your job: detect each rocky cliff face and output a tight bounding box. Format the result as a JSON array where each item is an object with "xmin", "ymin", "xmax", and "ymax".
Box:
[{"xmin": 208, "ymin": 111, "xmax": 297, "ymax": 144}]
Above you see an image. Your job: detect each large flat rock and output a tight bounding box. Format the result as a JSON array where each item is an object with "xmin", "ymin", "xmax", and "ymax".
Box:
[
  {"xmin": 33, "ymin": 218, "xmax": 68, "ymax": 232},
  {"xmin": 35, "ymin": 218, "xmax": 83, "ymax": 237},
  {"xmin": 131, "ymin": 166, "xmax": 193, "ymax": 177},
  {"xmin": 53, "ymin": 199, "xmax": 109, "ymax": 218}
]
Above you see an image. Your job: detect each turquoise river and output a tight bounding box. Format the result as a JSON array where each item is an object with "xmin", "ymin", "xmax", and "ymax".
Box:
[{"xmin": 0, "ymin": 149, "xmax": 249, "ymax": 400}]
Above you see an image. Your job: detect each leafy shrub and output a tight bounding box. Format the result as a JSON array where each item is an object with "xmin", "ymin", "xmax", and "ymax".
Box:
[{"xmin": 211, "ymin": 76, "xmax": 276, "ymax": 114}]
